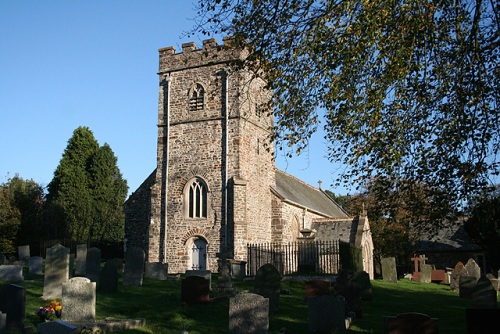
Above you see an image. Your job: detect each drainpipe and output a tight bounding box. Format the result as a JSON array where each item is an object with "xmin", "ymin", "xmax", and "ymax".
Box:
[
  {"xmin": 223, "ymin": 68, "xmax": 229, "ymax": 251},
  {"xmin": 163, "ymin": 75, "xmax": 171, "ymax": 263}
]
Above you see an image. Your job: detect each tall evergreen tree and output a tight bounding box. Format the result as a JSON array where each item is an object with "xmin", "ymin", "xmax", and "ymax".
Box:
[{"xmin": 46, "ymin": 126, "xmax": 127, "ymax": 243}]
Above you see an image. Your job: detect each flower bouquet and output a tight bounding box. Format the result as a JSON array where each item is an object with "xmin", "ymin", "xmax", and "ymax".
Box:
[{"xmin": 35, "ymin": 300, "xmax": 62, "ymax": 321}]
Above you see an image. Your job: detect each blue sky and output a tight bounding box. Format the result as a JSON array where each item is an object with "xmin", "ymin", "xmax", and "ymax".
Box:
[{"xmin": 0, "ymin": 0, "xmax": 352, "ymax": 197}]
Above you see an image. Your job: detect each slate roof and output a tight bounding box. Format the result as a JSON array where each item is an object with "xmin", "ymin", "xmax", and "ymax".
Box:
[{"xmin": 272, "ymin": 169, "xmax": 349, "ymax": 218}]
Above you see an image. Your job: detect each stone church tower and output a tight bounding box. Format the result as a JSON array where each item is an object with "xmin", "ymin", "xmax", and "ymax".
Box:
[{"xmin": 126, "ymin": 37, "xmax": 275, "ymax": 273}]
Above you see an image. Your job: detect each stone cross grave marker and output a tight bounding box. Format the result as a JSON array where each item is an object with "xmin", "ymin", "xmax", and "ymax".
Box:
[
  {"xmin": 62, "ymin": 277, "xmax": 96, "ymax": 322},
  {"xmin": 123, "ymin": 247, "xmax": 145, "ymax": 286},
  {"xmin": 75, "ymin": 244, "xmax": 87, "ymax": 276},
  {"xmin": 381, "ymin": 257, "xmax": 398, "ymax": 283},
  {"xmin": 0, "ymin": 284, "xmax": 25, "ymax": 331},
  {"xmin": 17, "ymin": 245, "xmax": 30, "ymax": 264},
  {"xmin": 410, "ymin": 254, "xmax": 428, "ymax": 281},
  {"xmin": 0, "ymin": 265, "xmax": 23, "ymax": 282},
  {"xmin": 29, "ymin": 256, "xmax": 43, "ymax": 275},
  {"xmin": 85, "ymin": 247, "xmax": 101, "ymax": 283},
  {"xmin": 254, "ymin": 263, "xmax": 281, "ymax": 312},
  {"xmin": 308, "ymin": 295, "xmax": 347, "ymax": 332},
  {"xmin": 42, "ymin": 244, "xmax": 70, "ymax": 300},
  {"xmin": 144, "ymin": 262, "xmax": 168, "ymax": 280},
  {"xmin": 98, "ymin": 260, "xmax": 118, "ymax": 293},
  {"xmin": 229, "ymin": 293, "xmax": 269, "ymax": 334}
]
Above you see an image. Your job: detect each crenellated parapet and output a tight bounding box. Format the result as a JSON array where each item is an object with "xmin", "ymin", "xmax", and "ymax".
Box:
[{"xmin": 158, "ymin": 37, "xmax": 247, "ymax": 74}]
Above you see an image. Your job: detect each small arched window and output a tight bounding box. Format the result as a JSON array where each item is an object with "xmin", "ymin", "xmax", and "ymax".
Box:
[
  {"xmin": 189, "ymin": 83, "xmax": 205, "ymax": 111},
  {"xmin": 188, "ymin": 178, "xmax": 208, "ymax": 218}
]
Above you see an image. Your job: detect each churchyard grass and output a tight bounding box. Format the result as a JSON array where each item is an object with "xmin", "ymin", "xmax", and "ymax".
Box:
[{"xmin": 7, "ymin": 270, "xmax": 499, "ymax": 333}]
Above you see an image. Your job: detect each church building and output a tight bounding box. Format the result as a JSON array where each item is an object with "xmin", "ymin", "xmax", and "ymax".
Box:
[{"xmin": 124, "ymin": 37, "xmax": 374, "ymax": 278}]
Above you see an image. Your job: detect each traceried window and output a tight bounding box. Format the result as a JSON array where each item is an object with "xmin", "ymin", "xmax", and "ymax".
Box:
[
  {"xmin": 188, "ymin": 178, "xmax": 208, "ymax": 218},
  {"xmin": 189, "ymin": 83, "xmax": 205, "ymax": 111}
]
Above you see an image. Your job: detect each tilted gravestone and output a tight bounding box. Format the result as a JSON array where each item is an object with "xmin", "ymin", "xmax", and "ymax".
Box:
[
  {"xmin": 181, "ymin": 275, "xmax": 210, "ymax": 305},
  {"xmin": 381, "ymin": 257, "xmax": 398, "ymax": 283},
  {"xmin": 42, "ymin": 244, "xmax": 70, "ymax": 300},
  {"xmin": 0, "ymin": 284, "xmax": 25, "ymax": 331},
  {"xmin": 254, "ymin": 263, "xmax": 281, "ymax": 312},
  {"xmin": 123, "ymin": 247, "xmax": 145, "ymax": 286},
  {"xmin": 75, "ymin": 244, "xmax": 87, "ymax": 276},
  {"xmin": 37, "ymin": 319, "xmax": 78, "ymax": 334},
  {"xmin": 308, "ymin": 295, "xmax": 347, "ymax": 332},
  {"xmin": 29, "ymin": 256, "xmax": 43, "ymax": 275},
  {"xmin": 0, "ymin": 265, "xmax": 23, "ymax": 282},
  {"xmin": 229, "ymin": 293, "xmax": 269, "ymax": 334},
  {"xmin": 99, "ymin": 261, "xmax": 118, "ymax": 293},
  {"xmin": 17, "ymin": 245, "xmax": 30, "ymax": 263},
  {"xmin": 85, "ymin": 247, "xmax": 101, "ymax": 283},
  {"xmin": 144, "ymin": 262, "xmax": 168, "ymax": 280},
  {"xmin": 471, "ymin": 276, "xmax": 497, "ymax": 309},
  {"xmin": 61, "ymin": 277, "xmax": 96, "ymax": 322}
]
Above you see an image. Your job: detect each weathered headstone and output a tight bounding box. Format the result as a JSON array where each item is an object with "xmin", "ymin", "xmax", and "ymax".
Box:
[
  {"xmin": 181, "ymin": 275, "xmax": 210, "ymax": 305},
  {"xmin": 85, "ymin": 247, "xmax": 101, "ymax": 283},
  {"xmin": 384, "ymin": 312, "xmax": 439, "ymax": 334},
  {"xmin": 308, "ymin": 295, "xmax": 346, "ymax": 332},
  {"xmin": 185, "ymin": 269, "xmax": 212, "ymax": 289},
  {"xmin": 75, "ymin": 244, "xmax": 87, "ymax": 276},
  {"xmin": 381, "ymin": 257, "xmax": 398, "ymax": 283},
  {"xmin": 459, "ymin": 276, "xmax": 477, "ymax": 299},
  {"xmin": 0, "ymin": 284, "xmax": 25, "ymax": 331},
  {"xmin": 61, "ymin": 277, "xmax": 96, "ymax": 322},
  {"xmin": 450, "ymin": 261, "xmax": 465, "ymax": 291},
  {"xmin": 420, "ymin": 264, "xmax": 433, "ymax": 284},
  {"xmin": 42, "ymin": 244, "xmax": 70, "ymax": 300},
  {"xmin": 98, "ymin": 261, "xmax": 118, "ymax": 293},
  {"xmin": 29, "ymin": 256, "xmax": 43, "ymax": 275},
  {"xmin": 123, "ymin": 247, "xmax": 145, "ymax": 286},
  {"xmin": 304, "ymin": 279, "xmax": 331, "ymax": 300},
  {"xmin": 37, "ymin": 319, "xmax": 78, "ymax": 334},
  {"xmin": 17, "ymin": 245, "xmax": 30, "ymax": 263},
  {"xmin": 0, "ymin": 311, "xmax": 5, "ymax": 334},
  {"xmin": 229, "ymin": 293, "xmax": 269, "ymax": 334},
  {"xmin": 254, "ymin": 263, "xmax": 281, "ymax": 312},
  {"xmin": 144, "ymin": 262, "xmax": 168, "ymax": 280},
  {"xmin": 463, "ymin": 258, "xmax": 481, "ymax": 282},
  {"xmin": 471, "ymin": 276, "xmax": 497, "ymax": 309},
  {"xmin": 0, "ymin": 265, "xmax": 23, "ymax": 282}
]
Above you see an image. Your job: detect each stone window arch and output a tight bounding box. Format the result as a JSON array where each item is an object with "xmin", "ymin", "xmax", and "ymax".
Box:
[
  {"xmin": 184, "ymin": 177, "xmax": 209, "ymax": 219},
  {"xmin": 189, "ymin": 83, "xmax": 205, "ymax": 111}
]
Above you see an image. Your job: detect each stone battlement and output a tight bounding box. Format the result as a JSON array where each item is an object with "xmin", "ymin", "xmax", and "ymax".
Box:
[{"xmin": 158, "ymin": 36, "xmax": 246, "ymax": 74}]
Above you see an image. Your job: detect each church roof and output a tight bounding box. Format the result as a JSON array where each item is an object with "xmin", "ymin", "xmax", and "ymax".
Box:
[{"xmin": 273, "ymin": 169, "xmax": 349, "ymax": 218}]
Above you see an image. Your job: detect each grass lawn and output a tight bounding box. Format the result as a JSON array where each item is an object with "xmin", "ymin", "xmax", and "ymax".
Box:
[{"xmin": 6, "ymin": 270, "xmax": 500, "ymax": 333}]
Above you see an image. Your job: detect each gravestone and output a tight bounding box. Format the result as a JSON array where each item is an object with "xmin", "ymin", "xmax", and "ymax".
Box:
[
  {"xmin": 229, "ymin": 293, "xmax": 269, "ymax": 334},
  {"xmin": 17, "ymin": 245, "xmax": 30, "ymax": 263},
  {"xmin": 450, "ymin": 261, "xmax": 465, "ymax": 291},
  {"xmin": 0, "ymin": 265, "xmax": 23, "ymax": 282},
  {"xmin": 420, "ymin": 264, "xmax": 433, "ymax": 283},
  {"xmin": 42, "ymin": 244, "xmax": 70, "ymax": 300},
  {"xmin": 466, "ymin": 308, "xmax": 500, "ymax": 334},
  {"xmin": 304, "ymin": 280, "xmax": 331, "ymax": 300},
  {"xmin": 308, "ymin": 295, "xmax": 346, "ymax": 332},
  {"xmin": 254, "ymin": 263, "xmax": 281, "ymax": 312},
  {"xmin": 334, "ymin": 270, "xmax": 364, "ymax": 318},
  {"xmin": 61, "ymin": 277, "xmax": 96, "ymax": 322},
  {"xmin": 471, "ymin": 276, "xmax": 497, "ymax": 309},
  {"xmin": 486, "ymin": 273, "xmax": 500, "ymax": 292},
  {"xmin": 384, "ymin": 312, "xmax": 438, "ymax": 334},
  {"xmin": 37, "ymin": 319, "xmax": 78, "ymax": 334},
  {"xmin": 463, "ymin": 258, "xmax": 481, "ymax": 281},
  {"xmin": 181, "ymin": 275, "xmax": 210, "ymax": 305},
  {"xmin": 69, "ymin": 253, "xmax": 75, "ymax": 278},
  {"xmin": 0, "ymin": 284, "xmax": 25, "ymax": 331},
  {"xmin": 459, "ymin": 276, "xmax": 477, "ymax": 299},
  {"xmin": 123, "ymin": 247, "xmax": 145, "ymax": 286},
  {"xmin": 75, "ymin": 244, "xmax": 87, "ymax": 276},
  {"xmin": 185, "ymin": 269, "xmax": 212, "ymax": 289},
  {"xmin": 144, "ymin": 262, "xmax": 168, "ymax": 280},
  {"xmin": 107, "ymin": 258, "xmax": 124, "ymax": 277},
  {"xmin": 29, "ymin": 256, "xmax": 43, "ymax": 275},
  {"xmin": 0, "ymin": 311, "xmax": 5, "ymax": 334},
  {"xmin": 381, "ymin": 257, "xmax": 398, "ymax": 283},
  {"xmin": 99, "ymin": 261, "xmax": 118, "ymax": 293},
  {"xmin": 85, "ymin": 247, "xmax": 101, "ymax": 283}
]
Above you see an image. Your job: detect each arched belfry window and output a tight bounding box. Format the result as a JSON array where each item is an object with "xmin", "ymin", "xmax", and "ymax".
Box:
[
  {"xmin": 189, "ymin": 83, "xmax": 205, "ymax": 111},
  {"xmin": 187, "ymin": 177, "xmax": 208, "ymax": 218}
]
